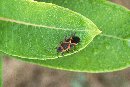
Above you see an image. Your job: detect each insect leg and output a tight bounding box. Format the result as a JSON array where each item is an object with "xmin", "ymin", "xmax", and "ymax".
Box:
[
  {"xmin": 73, "ymin": 32, "xmax": 76, "ymax": 36},
  {"xmin": 57, "ymin": 52, "xmax": 59, "ymax": 58},
  {"xmin": 60, "ymin": 41, "xmax": 63, "ymax": 44},
  {"xmin": 71, "ymin": 32, "xmax": 76, "ymax": 37},
  {"xmin": 66, "ymin": 49, "xmax": 70, "ymax": 53},
  {"xmin": 61, "ymin": 52, "xmax": 64, "ymax": 56},
  {"xmin": 64, "ymin": 35, "xmax": 67, "ymax": 41}
]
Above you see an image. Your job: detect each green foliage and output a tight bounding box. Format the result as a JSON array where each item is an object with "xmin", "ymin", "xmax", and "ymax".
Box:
[
  {"xmin": 19, "ymin": 0, "xmax": 130, "ymax": 72},
  {"xmin": 0, "ymin": 0, "xmax": 130, "ymax": 73},
  {"xmin": 0, "ymin": 53, "xmax": 3, "ymax": 87},
  {"xmin": 0, "ymin": 0, "xmax": 100, "ymax": 60}
]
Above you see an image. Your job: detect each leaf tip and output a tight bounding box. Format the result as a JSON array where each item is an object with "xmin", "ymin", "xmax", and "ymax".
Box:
[{"xmin": 97, "ymin": 29, "xmax": 102, "ymax": 35}]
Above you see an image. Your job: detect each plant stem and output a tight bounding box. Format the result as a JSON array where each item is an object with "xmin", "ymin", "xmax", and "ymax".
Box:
[{"xmin": 0, "ymin": 55, "xmax": 3, "ymax": 87}]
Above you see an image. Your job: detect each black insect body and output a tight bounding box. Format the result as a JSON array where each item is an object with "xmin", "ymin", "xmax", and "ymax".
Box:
[
  {"xmin": 56, "ymin": 33, "xmax": 80, "ymax": 56},
  {"xmin": 68, "ymin": 36, "xmax": 80, "ymax": 48}
]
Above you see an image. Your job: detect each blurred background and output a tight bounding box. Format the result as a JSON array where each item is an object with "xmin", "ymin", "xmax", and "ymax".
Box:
[{"xmin": 3, "ymin": 0, "xmax": 130, "ymax": 87}]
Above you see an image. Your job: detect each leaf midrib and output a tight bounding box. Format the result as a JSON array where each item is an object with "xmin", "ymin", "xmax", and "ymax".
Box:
[
  {"xmin": 0, "ymin": 17, "xmax": 128, "ymax": 41},
  {"xmin": 100, "ymin": 34, "xmax": 128, "ymax": 41},
  {"xmin": 0, "ymin": 17, "xmax": 87, "ymax": 32}
]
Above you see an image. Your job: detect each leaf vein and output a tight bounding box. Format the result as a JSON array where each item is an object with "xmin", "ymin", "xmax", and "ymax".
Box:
[
  {"xmin": 0, "ymin": 17, "xmax": 87, "ymax": 32},
  {"xmin": 100, "ymin": 34, "xmax": 128, "ymax": 41}
]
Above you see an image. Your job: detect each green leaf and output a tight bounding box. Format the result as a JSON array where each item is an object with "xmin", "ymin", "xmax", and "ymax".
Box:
[
  {"xmin": 0, "ymin": 0, "xmax": 101, "ymax": 60},
  {"xmin": 17, "ymin": 0, "xmax": 130, "ymax": 72},
  {"xmin": 0, "ymin": 52, "xmax": 3, "ymax": 87}
]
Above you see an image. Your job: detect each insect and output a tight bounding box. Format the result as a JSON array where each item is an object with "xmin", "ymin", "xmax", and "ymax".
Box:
[{"xmin": 56, "ymin": 33, "xmax": 80, "ymax": 56}]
